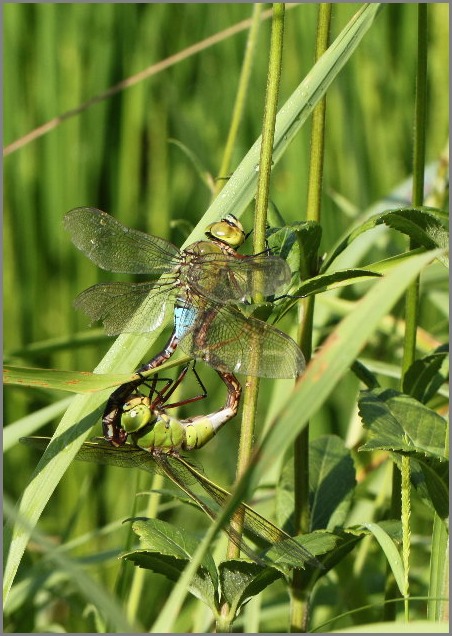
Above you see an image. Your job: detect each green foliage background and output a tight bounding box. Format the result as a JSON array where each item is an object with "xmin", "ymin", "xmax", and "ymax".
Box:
[{"xmin": 3, "ymin": 3, "xmax": 448, "ymax": 633}]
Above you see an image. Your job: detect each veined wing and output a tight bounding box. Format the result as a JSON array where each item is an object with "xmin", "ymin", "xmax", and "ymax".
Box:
[
  {"xmin": 64, "ymin": 207, "xmax": 180, "ymax": 274},
  {"xmin": 20, "ymin": 436, "xmax": 179, "ymax": 478},
  {"xmin": 172, "ymin": 454, "xmax": 320, "ymax": 568},
  {"xmin": 185, "ymin": 252, "xmax": 291, "ymax": 303},
  {"xmin": 179, "ymin": 301, "xmax": 305, "ymax": 379},
  {"xmin": 74, "ymin": 280, "xmax": 177, "ymax": 335},
  {"xmin": 21, "ymin": 438, "xmax": 317, "ymax": 567}
]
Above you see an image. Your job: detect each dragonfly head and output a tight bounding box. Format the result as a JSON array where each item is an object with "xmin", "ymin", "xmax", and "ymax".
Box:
[
  {"xmin": 205, "ymin": 215, "xmax": 245, "ymax": 248},
  {"xmin": 121, "ymin": 395, "xmax": 154, "ymax": 433}
]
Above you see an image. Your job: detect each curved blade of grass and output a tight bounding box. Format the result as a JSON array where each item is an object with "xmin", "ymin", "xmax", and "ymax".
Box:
[
  {"xmin": 4, "ymin": 365, "xmax": 134, "ymax": 392},
  {"xmin": 362, "ymin": 522, "xmax": 406, "ymax": 596},
  {"xmin": 3, "ymin": 3, "xmax": 381, "ymax": 603},
  {"xmin": 3, "ymin": 498, "xmax": 142, "ymax": 632},
  {"xmin": 4, "ymin": 397, "xmax": 74, "ymax": 452},
  {"xmin": 322, "ymin": 206, "xmax": 448, "ymax": 272}
]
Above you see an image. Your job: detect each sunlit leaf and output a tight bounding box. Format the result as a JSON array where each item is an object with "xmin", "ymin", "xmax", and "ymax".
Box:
[
  {"xmin": 402, "ymin": 346, "xmax": 449, "ymax": 403},
  {"xmin": 358, "ymin": 388, "xmax": 447, "ymax": 459},
  {"xmin": 4, "ymin": 365, "xmax": 133, "ymax": 393},
  {"xmin": 123, "ymin": 518, "xmax": 218, "ymax": 611}
]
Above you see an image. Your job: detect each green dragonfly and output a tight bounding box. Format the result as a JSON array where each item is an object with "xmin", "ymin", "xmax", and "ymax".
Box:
[
  {"xmin": 64, "ymin": 208, "xmax": 305, "ymax": 445},
  {"xmin": 118, "ymin": 363, "xmax": 242, "ymax": 452},
  {"xmin": 22, "ymin": 434, "xmax": 320, "ymax": 569},
  {"xmin": 21, "ymin": 365, "xmax": 318, "ymax": 568}
]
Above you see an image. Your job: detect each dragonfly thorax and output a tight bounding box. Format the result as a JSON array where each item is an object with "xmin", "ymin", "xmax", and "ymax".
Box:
[{"xmin": 186, "ymin": 240, "xmax": 227, "ymax": 258}]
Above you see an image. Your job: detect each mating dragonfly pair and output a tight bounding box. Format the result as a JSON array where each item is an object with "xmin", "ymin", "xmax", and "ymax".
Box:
[
  {"xmin": 63, "ymin": 206, "xmax": 305, "ymax": 446},
  {"xmin": 33, "ymin": 208, "xmax": 315, "ymax": 566}
]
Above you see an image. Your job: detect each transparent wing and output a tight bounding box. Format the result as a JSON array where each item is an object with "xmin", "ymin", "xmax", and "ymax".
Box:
[
  {"xmin": 74, "ymin": 280, "xmax": 177, "ymax": 335},
  {"xmin": 174, "ymin": 455, "xmax": 319, "ymax": 567},
  {"xmin": 64, "ymin": 207, "xmax": 180, "ymax": 274},
  {"xmin": 179, "ymin": 301, "xmax": 305, "ymax": 379},
  {"xmin": 184, "ymin": 252, "xmax": 291, "ymax": 303}
]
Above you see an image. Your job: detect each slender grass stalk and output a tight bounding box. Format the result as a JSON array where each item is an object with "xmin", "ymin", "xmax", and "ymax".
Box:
[
  {"xmin": 3, "ymin": 497, "xmax": 142, "ymax": 634},
  {"xmin": 397, "ymin": 3, "xmax": 428, "ymax": 623},
  {"xmin": 3, "ymin": 5, "xmax": 294, "ymax": 158},
  {"xmin": 217, "ymin": 3, "xmax": 284, "ymax": 629},
  {"xmin": 220, "ymin": 5, "xmax": 286, "ymax": 628},
  {"xmin": 215, "ymin": 4, "xmax": 263, "ymax": 195},
  {"xmin": 227, "ymin": 0, "xmax": 285, "ymax": 548},
  {"xmin": 126, "ymin": 473, "xmax": 165, "ymax": 623},
  {"xmin": 290, "ymin": 5, "xmax": 331, "ymax": 633}
]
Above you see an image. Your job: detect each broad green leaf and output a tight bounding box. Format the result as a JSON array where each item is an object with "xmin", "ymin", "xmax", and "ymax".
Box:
[
  {"xmin": 264, "ymin": 530, "xmax": 336, "ymax": 571},
  {"xmin": 382, "ymin": 208, "xmax": 449, "ymax": 266},
  {"xmin": 402, "ymin": 346, "xmax": 449, "ymax": 404},
  {"xmin": 358, "ymin": 388, "xmax": 447, "ymax": 459},
  {"xmin": 276, "ymin": 436, "xmax": 356, "ymax": 533},
  {"xmin": 123, "ymin": 518, "xmax": 218, "ymax": 611},
  {"xmin": 323, "ymin": 206, "xmax": 449, "ymax": 272},
  {"xmin": 309, "ymin": 436, "xmax": 356, "ymax": 532},
  {"xmin": 294, "ymin": 530, "xmax": 363, "ymax": 587},
  {"xmin": 218, "ymin": 560, "xmax": 281, "ymax": 621},
  {"xmin": 292, "ymin": 222, "xmax": 323, "ymax": 277},
  {"xmin": 267, "ymin": 222, "xmax": 322, "ymax": 277},
  {"xmin": 291, "ymin": 530, "xmax": 340, "ymax": 559},
  {"xmin": 362, "ymin": 522, "xmax": 405, "ymax": 596}
]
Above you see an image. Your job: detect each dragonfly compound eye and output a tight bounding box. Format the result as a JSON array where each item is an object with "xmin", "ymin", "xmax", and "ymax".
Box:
[
  {"xmin": 121, "ymin": 397, "xmax": 151, "ymax": 433},
  {"xmin": 205, "ymin": 216, "xmax": 245, "ymax": 248}
]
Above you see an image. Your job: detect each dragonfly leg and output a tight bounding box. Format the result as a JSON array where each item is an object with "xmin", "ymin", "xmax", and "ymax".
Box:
[
  {"xmin": 155, "ymin": 362, "xmax": 209, "ymax": 410},
  {"xmin": 102, "ymin": 330, "xmax": 180, "ymax": 445}
]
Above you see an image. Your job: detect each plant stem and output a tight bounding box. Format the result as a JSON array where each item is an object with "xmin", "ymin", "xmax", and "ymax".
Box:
[
  {"xmin": 291, "ymin": 4, "xmax": 331, "ymax": 633},
  {"xmin": 126, "ymin": 473, "xmax": 164, "ymax": 622},
  {"xmin": 392, "ymin": 3, "xmax": 428, "ymax": 623},
  {"xmin": 224, "ymin": 3, "xmax": 285, "ymax": 568},
  {"xmin": 305, "ymin": 4, "xmax": 331, "ymax": 223},
  {"xmin": 215, "ymin": 4, "xmax": 263, "ymax": 195}
]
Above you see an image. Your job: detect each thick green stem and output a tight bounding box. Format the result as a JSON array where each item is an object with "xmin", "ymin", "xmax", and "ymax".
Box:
[
  {"xmin": 223, "ymin": 4, "xmax": 285, "ymax": 571},
  {"xmin": 253, "ymin": 3, "xmax": 285, "ymax": 253},
  {"xmin": 290, "ymin": 4, "xmax": 331, "ymax": 633},
  {"xmin": 219, "ymin": 9, "xmax": 286, "ymax": 630}
]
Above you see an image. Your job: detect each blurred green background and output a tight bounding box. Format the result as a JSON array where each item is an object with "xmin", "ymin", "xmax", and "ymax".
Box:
[{"xmin": 3, "ymin": 3, "xmax": 448, "ymax": 632}]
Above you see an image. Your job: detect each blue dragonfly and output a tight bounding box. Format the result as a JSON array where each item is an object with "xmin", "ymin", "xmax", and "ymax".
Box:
[{"xmin": 64, "ymin": 208, "xmax": 305, "ymax": 444}]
